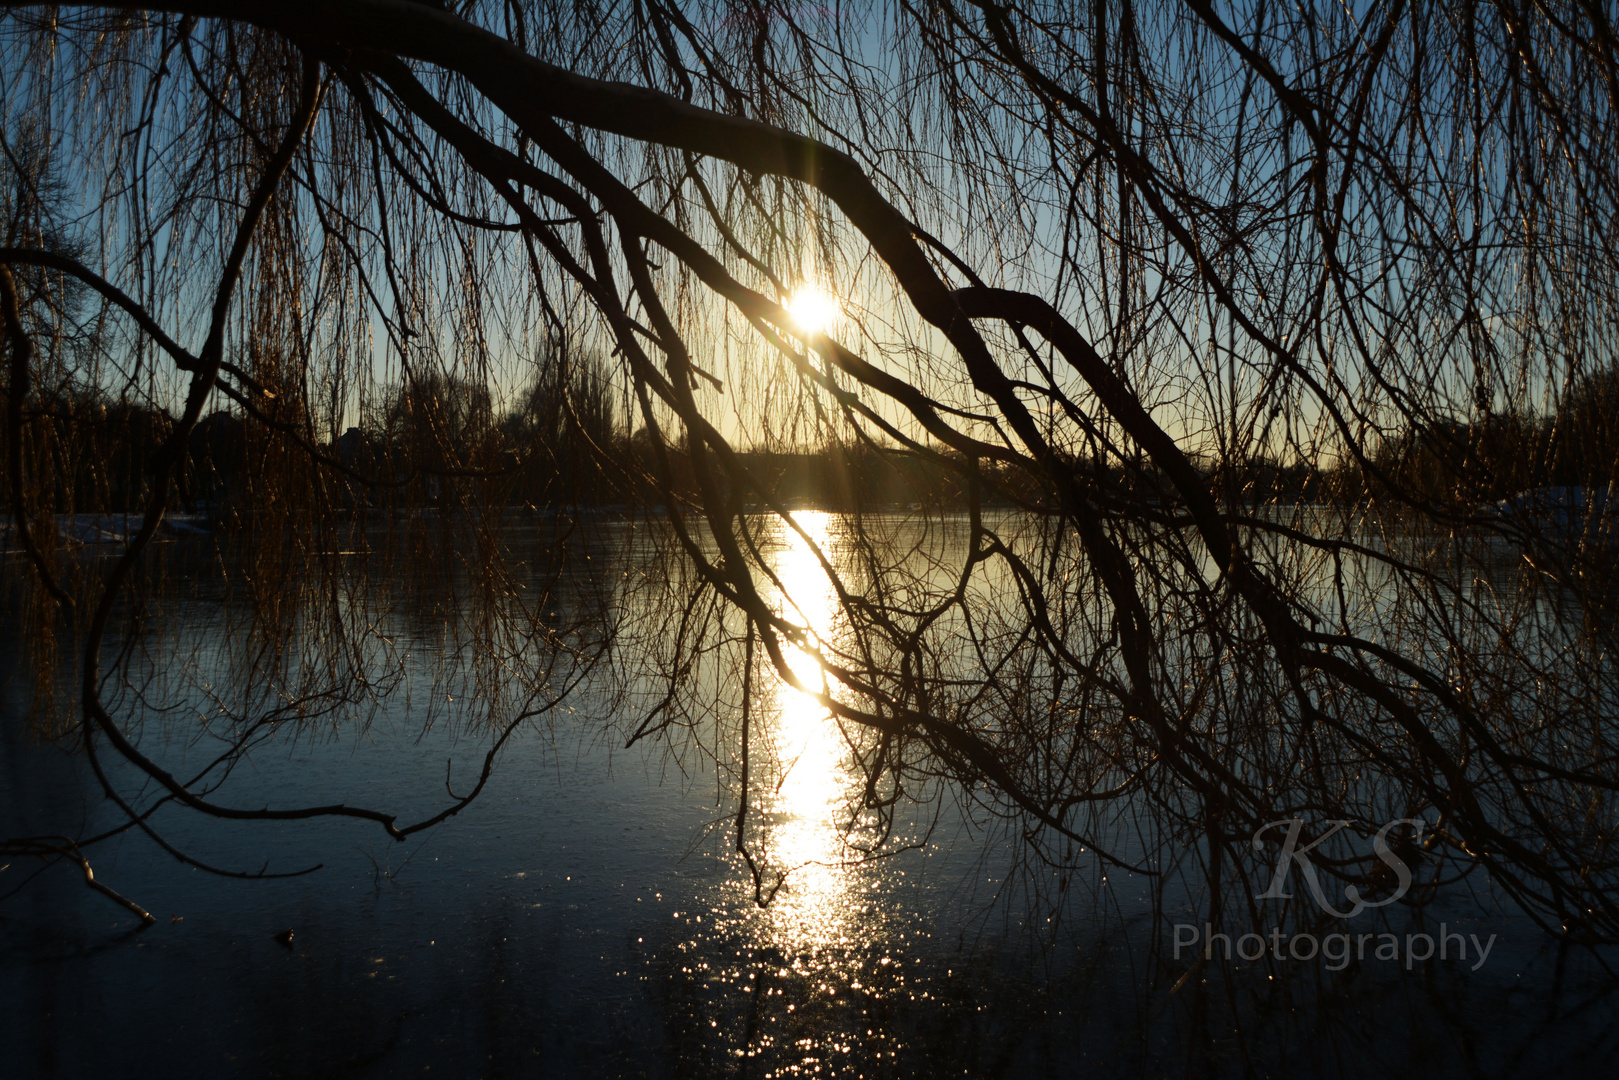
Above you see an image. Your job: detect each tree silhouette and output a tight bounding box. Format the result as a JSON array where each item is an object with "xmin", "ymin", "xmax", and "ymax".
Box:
[{"xmin": 3, "ymin": 1, "xmax": 1619, "ymax": 946}]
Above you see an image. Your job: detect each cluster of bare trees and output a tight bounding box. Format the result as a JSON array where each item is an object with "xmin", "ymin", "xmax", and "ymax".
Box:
[{"xmin": 3, "ymin": 1, "xmax": 1618, "ymax": 948}]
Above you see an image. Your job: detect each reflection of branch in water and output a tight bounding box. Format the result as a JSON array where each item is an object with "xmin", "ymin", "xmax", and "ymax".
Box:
[{"xmin": 357, "ymin": 840, "xmax": 427, "ymax": 895}]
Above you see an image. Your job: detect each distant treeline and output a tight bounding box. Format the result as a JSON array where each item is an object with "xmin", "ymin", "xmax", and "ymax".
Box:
[
  {"xmin": 1348, "ymin": 367, "xmax": 1619, "ymax": 506},
  {"xmin": 7, "ymin": 366, "xmax": 1617, "ymax": 521}
]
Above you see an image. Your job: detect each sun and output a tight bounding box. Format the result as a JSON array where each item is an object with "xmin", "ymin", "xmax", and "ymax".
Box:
[{"xmin": 785, "ymin": 285, "xmax": 839, "ymax": 335}]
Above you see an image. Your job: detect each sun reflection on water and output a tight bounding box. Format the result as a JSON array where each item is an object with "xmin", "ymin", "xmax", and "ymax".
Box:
[
  {"xmin": 685, "ymin": 509, "xmax": 932, "ymax": 1074},
  {"xmin": 757, "ymin": 511, "xmax": 861, "ymax": 949},
  {"xmin": 674, "ymin": 511, "xmax": 963, "ymax": 1073}
]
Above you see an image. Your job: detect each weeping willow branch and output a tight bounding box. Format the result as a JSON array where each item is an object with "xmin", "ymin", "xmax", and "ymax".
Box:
[{"xmin": 1, "ymin": 0, "xmax": 1616, "ymax": 943}]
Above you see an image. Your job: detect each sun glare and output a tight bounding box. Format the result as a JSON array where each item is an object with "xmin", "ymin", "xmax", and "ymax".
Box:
[{"xmin": 785, "ymin": 285, "xmax": 839, "ymax": 335}]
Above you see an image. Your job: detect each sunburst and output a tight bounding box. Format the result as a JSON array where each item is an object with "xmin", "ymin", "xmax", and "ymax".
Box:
[{"xmin": 784, "ymin": 284, "xmax": 839, "ymax": 335}]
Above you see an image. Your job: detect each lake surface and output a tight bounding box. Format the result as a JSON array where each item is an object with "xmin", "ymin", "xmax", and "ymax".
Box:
[{"xmin": 3, "ymin": 511, "xmax": 1617, "ymax": 1078}]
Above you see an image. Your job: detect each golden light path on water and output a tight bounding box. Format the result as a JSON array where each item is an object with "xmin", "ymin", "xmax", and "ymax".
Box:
[
  {"xmin": 757, "ymin": 510, "xmax": 862, "ymax": 950},
  {"xmin": 682, "ymin": 509, "xmax": 950, "ymax": 1077}
]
